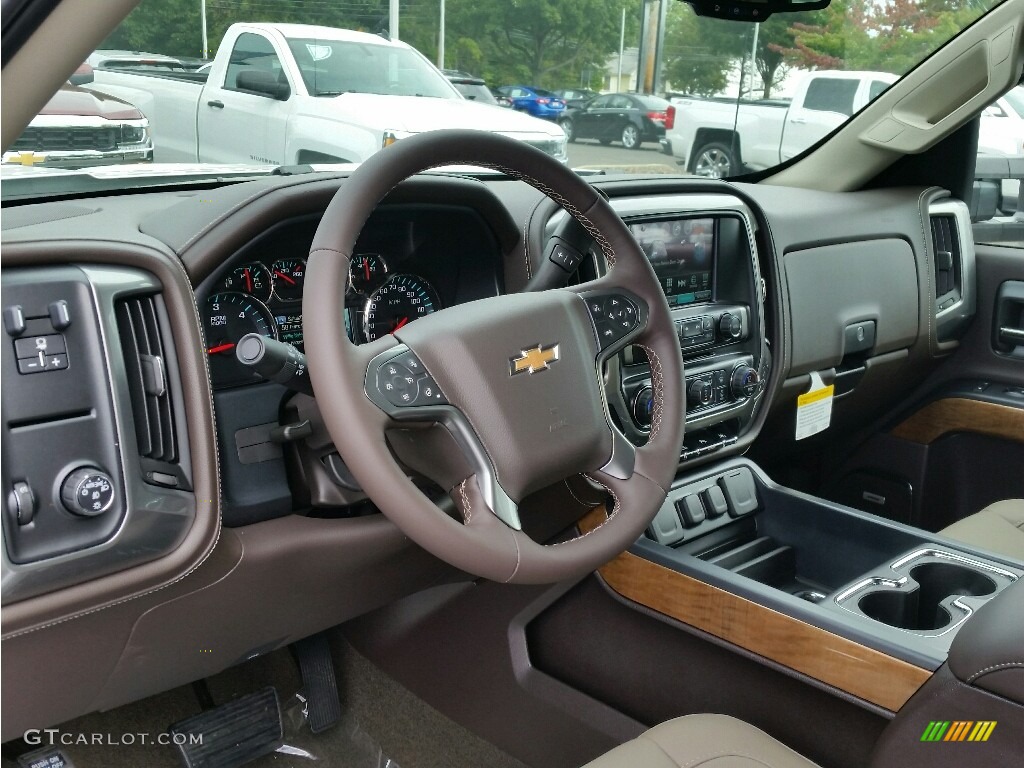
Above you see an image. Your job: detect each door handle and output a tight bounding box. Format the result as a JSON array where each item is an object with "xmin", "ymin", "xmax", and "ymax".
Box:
[
  {"xmin": 207, "ymin": 100, "xmax": 224, "ymax": 109},
  {"xmin": 789, "ymin": 117, "xmax": 807, "ymax": 124},
  {"xmin": 999, "ymin": 326, "xmax": 1024, "ymax": 342}
]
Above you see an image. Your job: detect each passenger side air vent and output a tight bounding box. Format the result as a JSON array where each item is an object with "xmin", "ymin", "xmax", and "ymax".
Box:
[
  {"xmin": 115, "ymin": 295, "xmax": 178, "ymax": 464},
  {"xmin": 930, "ymin": 213, "xmax": 962, "ymax": 307}
]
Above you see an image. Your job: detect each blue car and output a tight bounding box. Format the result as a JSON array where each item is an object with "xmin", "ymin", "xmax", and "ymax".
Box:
[{"xmin": 495, "ymin": 85, "xmax": 567, "ymax": 120}]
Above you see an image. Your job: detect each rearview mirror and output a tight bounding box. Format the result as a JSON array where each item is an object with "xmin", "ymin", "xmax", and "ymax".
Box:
[{"xmin": 684, "ymin": 0, "xmax": 830, "ymax": 22}]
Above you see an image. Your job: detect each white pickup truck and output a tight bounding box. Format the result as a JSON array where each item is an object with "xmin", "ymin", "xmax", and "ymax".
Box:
[
  {"xmin": 88, "ymin": 23, "xmax": 567, "ymax": 167},
  {"xmin": 665, "ymin": 70, "xmax": 899, "ymax": 177}
]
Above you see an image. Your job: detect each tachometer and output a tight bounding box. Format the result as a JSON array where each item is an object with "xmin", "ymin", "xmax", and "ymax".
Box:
[
  {"xmin": 362, "ymin": 274, "xmax": 440, "ymax": 342},
  {"xmin": 271, "ymin": 258, "xmax": 305, "ymax": 302},
  {"xmin": 221, "ymin": 263, "xmax": 273, "ymax": 302},
  {"xmin": 204, "ymin": 293, "xmax": 277, "ymax": 387}
]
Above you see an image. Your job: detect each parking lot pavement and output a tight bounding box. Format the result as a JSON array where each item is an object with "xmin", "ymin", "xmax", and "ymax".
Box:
[{"xmin": 567, "ymin": 140, "xmax": 681, "ymax": 174}]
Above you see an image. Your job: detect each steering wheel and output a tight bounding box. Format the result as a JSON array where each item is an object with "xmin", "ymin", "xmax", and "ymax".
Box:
[{"xmin": 303, "ymin": 130, "xmax": 684, "ymax": 583}]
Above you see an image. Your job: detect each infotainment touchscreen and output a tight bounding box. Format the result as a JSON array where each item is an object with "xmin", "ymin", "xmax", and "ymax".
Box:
[{"xmin": 628, "ymin": 217, "xmax": 714, "ymax": 306}]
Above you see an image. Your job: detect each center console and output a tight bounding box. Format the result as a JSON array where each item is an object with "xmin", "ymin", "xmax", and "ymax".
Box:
[
  {"xmin": 604, "ymin": 197, "xmax": 769, "ymax": 463},
  {"xmin": 637, "ymin": 458, "xmax": 1021, "ymax": 666}
]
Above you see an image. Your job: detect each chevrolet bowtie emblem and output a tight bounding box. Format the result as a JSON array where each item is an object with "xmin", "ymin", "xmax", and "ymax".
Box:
[{"xmin": 510, "ymin": 344, "xmax": 560, "ymax": 375}]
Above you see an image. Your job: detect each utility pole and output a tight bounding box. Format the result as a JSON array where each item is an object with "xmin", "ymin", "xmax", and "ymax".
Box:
[
  {"xmin": 616, "ymin": 8, "xmax": 625, "ymax": 92},
  {"xmin": 201, "ymin": 0, "xmax": 209, "ymax": 59},
  {"xmin": 749, "ymin": 23, "xmax": 760, "ymax": 98},
  {"xmin": 642, "ymin": 0, "xmax": 659, "ymax": 94},
  {"xmin": 438, "ymin": 0, "xmax": 445, "ymax": 69},
  {"xmin": 390, "ymin": 0, "xmax": 400, "ymax": 40}
]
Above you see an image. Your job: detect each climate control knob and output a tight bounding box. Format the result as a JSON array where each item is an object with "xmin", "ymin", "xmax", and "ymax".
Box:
[
  {"xmin": 730, "ymin": 365, "xmax": 761, "ymax": 399},
  {"xmin": 688, "ymin": 379, "xmax": 714, "ymax": 408},
  {"xmin": 632, "ymin": 386, "xmax": 655, "ymax": 428},
  {"xmin": 718, "ymin": 312, "xmax": 742, "ymax": 340},
  {"xmin": 60, "ymin": 467, "xmax": 115, "ymax": 517}
]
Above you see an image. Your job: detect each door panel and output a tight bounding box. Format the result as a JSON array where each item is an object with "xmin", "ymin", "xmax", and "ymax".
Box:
[{"xmin": 823, "ymin": 244, "xmax": 1024, "ymax": 532}]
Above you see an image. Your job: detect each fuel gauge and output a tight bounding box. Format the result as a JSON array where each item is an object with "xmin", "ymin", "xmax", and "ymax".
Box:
[
  {"xmin": 349, "ymin": 253, "xmax": 388, "ymax": 293},
  {"xmin": 221, "ymin": 263, "xmax": 273, "ymax": 302}
]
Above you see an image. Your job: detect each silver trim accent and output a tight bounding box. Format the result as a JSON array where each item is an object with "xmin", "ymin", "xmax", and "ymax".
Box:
[{"xmin": 928, "ymin": 199, "xmax": 976, "ymax": 340}]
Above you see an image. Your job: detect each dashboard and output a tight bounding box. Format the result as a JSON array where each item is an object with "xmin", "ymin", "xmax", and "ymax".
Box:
[
  {"xmin": 198, "ymin": 205, "xmax": 505, "ymax": 389},
  {"xmin": 0, "ymin": 167, "xmax": 968, "ymax": 743}
]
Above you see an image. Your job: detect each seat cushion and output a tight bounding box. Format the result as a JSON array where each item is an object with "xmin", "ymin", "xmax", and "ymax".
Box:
[
  {"xmin": 939, "ymin": 499, "xmax": 1024, "ymax": 561},
  {"xmin": 582, "ymin": 714, "xmax": 821, "ymax": 768}
]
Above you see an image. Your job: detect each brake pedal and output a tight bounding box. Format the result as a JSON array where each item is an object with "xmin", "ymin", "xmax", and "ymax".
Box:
[
  {"xmin": 169, "ymin": 687, "xmax": 282, "ymax": 768},
  {"xmin": 292, "ymin": 633, "xmax": 341, "ymax": 733}
]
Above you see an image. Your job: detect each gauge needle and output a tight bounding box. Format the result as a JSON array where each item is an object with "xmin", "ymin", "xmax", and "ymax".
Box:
[
  {"xmin": 392, "ymin": 317, "xmax": 409, "ymax": 332},
  {"xmin": 363, "ymin": 258, "xmax": 371, "ymax": 282},
  {"xmin": 274, "ymin": 270, "xmax": 296, "ymax": 285},
  {"xmin": 207, "ymin": 342, "xmax": 236, "ymax": 355},
  {"xmin": 244, "ymin": 268, "xmax": 253, "ymax": 293}
]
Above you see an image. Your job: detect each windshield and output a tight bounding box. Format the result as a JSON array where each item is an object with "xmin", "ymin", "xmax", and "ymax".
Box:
[
  {"xmin": 1004, "ymin": 87, "xmax": 1024, "ymax": 118},
  {"xmin": 0, "ymin": 0, "xmax": 1009, "ymax": 198}
]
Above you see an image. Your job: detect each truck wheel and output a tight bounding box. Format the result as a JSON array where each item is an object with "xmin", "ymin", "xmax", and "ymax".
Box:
[
  {"xmin": 692, "ymin": 142, "xmax": 735, "ymax": 178},
  {"xmin": 559, "ymin": 118, "xmax": 576, "ymax": 143},
  {"xmin": 621, "ymin": 124, "xmax": 640, "ymax": 149}
]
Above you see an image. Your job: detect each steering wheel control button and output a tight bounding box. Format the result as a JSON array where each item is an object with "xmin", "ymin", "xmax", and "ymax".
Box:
[
  {"xmin": 375, "ymin": 351, "xmax": 447, "ymax": 408},
  {"xmin": 60, "ymin": 468, "xmax": 115, "ymax": 517},
  {"xmin": 586, "ymin": 293, "xmax": 641, "ymax": 349},
  {"xmin": 676, "ymin": 494, "xmax": 707, "ymax": 528},
  {"xmin": 546, "ymin": 239, "xmax": 584, "ymax": 273},
  {"xmin": 720, "ymin": 469, "xmax": 759, "ymax": 517}
]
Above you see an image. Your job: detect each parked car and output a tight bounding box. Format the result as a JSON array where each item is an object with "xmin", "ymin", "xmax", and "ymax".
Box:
[
  {"xmin": 442, "ymin": 69, "xmax": 503, "ymax": 107},
  {"xmin": 2, "ymin": 71, "xmax": 152, "ymax": 169},
  {"xmin": 554, "ymin": 87, "xmax": 599, "ymax": 109},
  {"xmin": 86, "ymin": 24, "xmax": 568, "ymax": 165},
  {"xmin": 494, "ymin": 85, "xmax": 566, "ymax": 120},
  {"xmin": 561, "ymin": 92, "xmax": 674, "ymax": 149},
  {"xmin": 665, "ymin": 70, "xmax": 898, "ymax": 177}
]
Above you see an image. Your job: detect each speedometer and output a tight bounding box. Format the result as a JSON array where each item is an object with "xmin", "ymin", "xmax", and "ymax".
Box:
[{"xmin": 362, "ymin": 274, "xmax": 440, "ymax": 342}]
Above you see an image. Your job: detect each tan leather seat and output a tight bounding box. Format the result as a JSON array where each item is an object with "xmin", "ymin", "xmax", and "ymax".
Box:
[
  {"xmin": 582, "ymin": 714, "xmax": 820, "ymax": 768},
  {"xmin": 939, "ymin": 499, "xmax": 1024, "ymax": 561}
]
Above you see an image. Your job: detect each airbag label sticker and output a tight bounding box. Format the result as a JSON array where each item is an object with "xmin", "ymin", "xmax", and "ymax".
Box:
[{"xmin": 795, "ymin": 371, "xmax": 834, "ymax": 440}]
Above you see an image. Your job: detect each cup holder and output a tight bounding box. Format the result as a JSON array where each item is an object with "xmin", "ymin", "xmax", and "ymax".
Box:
[{"xmin": 857, "ymin": 562, "xmax": 998, "ymax": 631}]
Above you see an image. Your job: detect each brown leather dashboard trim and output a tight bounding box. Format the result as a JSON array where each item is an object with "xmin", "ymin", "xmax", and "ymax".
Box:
[
  {"xmin": 889, "ymin": 397, "xmax": 1024, "ymax": 445},
  {"xmin": 1, "ymin": 240, "xmax": 221, "ymax": 637},
  {"xmin": 580, "ymin": 508, "xmax": 932, "ymax": 712}
]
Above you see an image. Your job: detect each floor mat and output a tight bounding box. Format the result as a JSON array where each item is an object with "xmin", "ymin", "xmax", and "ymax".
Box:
[{"xmin": 2, "ymin": 635, "xmax": 528, "ymax": 768}]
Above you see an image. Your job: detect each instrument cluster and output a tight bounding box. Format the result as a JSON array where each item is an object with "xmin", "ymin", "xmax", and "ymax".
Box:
[{"xmin": 203, "ymin": 254, "xmax": 442, "ymax": 388}]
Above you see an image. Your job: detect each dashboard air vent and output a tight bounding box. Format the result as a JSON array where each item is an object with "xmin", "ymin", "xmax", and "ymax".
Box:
[
  {"xmin": 115, "ymin": 295, "xmax": 178, "ymax": 463},
  {"xmin": 930, "ymin": 214, "xmax": 961, "ymax": 305}
]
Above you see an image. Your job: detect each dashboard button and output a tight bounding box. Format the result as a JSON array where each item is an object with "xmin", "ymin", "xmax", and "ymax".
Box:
[
  {"xmin": 702, "ymin": 485, "xmax": 729, "ymax": 518},
  {"xmin": 15, "ymin": 334, "xmax": 66, "ymax": 359},
  {"xmin": 676, "ymin": 494, "xmax": 706, "ymax": 528}
]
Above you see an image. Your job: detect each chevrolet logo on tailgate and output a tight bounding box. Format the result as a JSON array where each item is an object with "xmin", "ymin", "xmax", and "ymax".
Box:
[{"xmin": 510, "ymin": 344, "xmax": 560, "ymax": 375}]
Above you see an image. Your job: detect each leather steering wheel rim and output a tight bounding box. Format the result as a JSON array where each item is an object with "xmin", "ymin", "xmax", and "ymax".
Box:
[{"xmin": 303, "ymin": 129, "xmax": 684, "ymax": 583}]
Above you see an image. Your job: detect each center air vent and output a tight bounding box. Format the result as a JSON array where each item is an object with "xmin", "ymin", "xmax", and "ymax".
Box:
[
  {"xmin": 115, "ymin": 295, "xmax": 178, "ymax": 464},
  {"xmin": 930, "ymin": 214, "xmax": 962, "ymax": 305}
]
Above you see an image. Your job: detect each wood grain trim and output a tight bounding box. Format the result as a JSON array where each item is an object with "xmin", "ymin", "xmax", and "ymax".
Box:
[
  {"xmin": 890, "ymin": 397, "xmax": 1024, "ymax": 445},
  {"xmin": 580, "ymin": 508, "xmax": 931, "ymax": 712}
]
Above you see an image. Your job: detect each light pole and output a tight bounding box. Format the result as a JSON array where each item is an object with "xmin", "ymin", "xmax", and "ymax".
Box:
[
  {"xmin": 201, "ymin": 0, "xmax": 209, "ymax": 59},
  {"xmin": 438, "ymin": 0, "xmax": 445, "ymax": 69},
  {"xmin": 616, "ymin": 8, "xmax": 625, "ymax": 92}
]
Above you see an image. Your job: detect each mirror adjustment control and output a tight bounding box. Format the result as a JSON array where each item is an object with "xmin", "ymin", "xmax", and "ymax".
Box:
[{"xmin": 60, "ymin": 468, "xmax": 115, "ymax": 517}]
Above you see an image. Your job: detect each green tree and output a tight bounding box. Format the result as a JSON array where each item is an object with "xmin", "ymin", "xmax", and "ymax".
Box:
[{"xmin": 662, "ymin": 3, "xmax": 732, "ymax": 96}]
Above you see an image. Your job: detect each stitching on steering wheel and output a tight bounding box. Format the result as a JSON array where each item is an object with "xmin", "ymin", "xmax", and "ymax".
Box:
[
  {"xmin": 550, "ymin": 474, "xmax": 621, "ymax": 546},
  {"xmin": 458, "ymin": 479, "xmax": 472, "ymax": 524},
  {"xmin": 637, "ymin": 343, "xmax": 664, "ymax": 440}
]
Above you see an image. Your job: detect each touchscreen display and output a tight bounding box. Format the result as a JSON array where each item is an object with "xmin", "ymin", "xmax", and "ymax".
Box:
[{"xmin": 628, "ymin": 218, "xmax": 714, "ymax": 306}]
